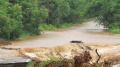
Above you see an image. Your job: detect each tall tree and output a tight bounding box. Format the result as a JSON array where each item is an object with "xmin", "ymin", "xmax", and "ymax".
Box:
[
  {"xmin": 0, "ymin": 0, "xmax": 23, "ymax": 40},
  {"xmin": 40, "ymin": 0, "xmax": 70, "ymax": 24},
  {"xmin": 20, "ymin": 0, "xmax": 48, "ymax": 35}
]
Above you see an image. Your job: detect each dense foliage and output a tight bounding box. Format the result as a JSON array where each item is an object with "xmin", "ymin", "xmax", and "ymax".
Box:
[
  {"xmin": 0, "ymin": 0, "xmax": 48, "ymax": 40},
  {"xmin": 100, "ymin": 0, "xmax": 120, "ymax": 33},
  {"xmin": 86, "ymin": 0, "xmax": 120, "ymax": 33},
  {"xmin": 0, "ymin": 0, "xmax": 120, "ymax": 40}
]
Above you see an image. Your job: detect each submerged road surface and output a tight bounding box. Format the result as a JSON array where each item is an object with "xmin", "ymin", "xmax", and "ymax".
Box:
[{"xmin": 5, "ymin": 21, "xmax": 120, "ymax": 48}]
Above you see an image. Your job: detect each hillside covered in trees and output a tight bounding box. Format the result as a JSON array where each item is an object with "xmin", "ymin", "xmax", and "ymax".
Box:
[{"xmin": 0, "ymin": 0, "xmax": 120, "ymax": 40}]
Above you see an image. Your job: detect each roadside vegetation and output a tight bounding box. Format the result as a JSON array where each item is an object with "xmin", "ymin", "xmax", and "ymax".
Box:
[
  {"xmin": 0, "ymin": 0, "xmax": 120, "ymax": 40},
  {"xmin": 39, "ymin": 23, "xmax": 74, "ymax": 31}
]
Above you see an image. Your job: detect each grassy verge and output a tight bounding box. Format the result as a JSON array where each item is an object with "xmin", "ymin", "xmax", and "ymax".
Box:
[
  {"xmin": 27, "ymin": 57, "xmax": 62, "ymax": 67},
  {"xmin": 109, "ymin": 26, "xmax": 120, "ymax": 34},
  {"xmin": 39, "ymin": 23, "xmax": 74, "ymax": 31},
  {"xmin": 39, "ymin": 23, "xmax": 57, "ymax": 31},
  {"xmin": 18, "ymin": 32, "xmax": 30, "ymax": 40}
]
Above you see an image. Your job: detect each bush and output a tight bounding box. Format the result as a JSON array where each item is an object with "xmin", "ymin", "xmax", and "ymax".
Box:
[
  {"xmin": 0, "ymin": 0, "xmax": 48, "ymax": 40},
  {"xmin": 0, "ymin": 1, "xmax": 23, "ymax": 40},
  {"xmin": 109, "ymin": 25, "xmax": 120, "ymax": 34}
]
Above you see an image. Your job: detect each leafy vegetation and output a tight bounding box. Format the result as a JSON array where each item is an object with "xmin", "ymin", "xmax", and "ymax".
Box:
[
  {"xmin": 87, "ymin": 0, "xmax": 120, "ymax": 33},
  {"xmin": 0, "ymin": 0, "xmax": 48, "ymax": 40},
  {"xmin": 39, "ymin": 23, "xmax": 73, "ymax": 31},
  {"xmin": 0, "ymin": 0, "xmax": 120, "ymax": 40}
]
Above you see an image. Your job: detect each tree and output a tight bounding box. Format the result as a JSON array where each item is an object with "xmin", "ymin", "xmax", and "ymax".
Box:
[
  {"xmin": 97, "ymin": 0, "xmax": 120, "ymax": 28},
  {"xmin": 20, "ymin": 0, "xmax": 48, "ymax": 35},
  {"xmin": 40, "ymin": 0, "xmax": 70, "ymax": 24},
  {"xmin": 0, "ymin": 0, "xmax": 23, "ymax": 40}
]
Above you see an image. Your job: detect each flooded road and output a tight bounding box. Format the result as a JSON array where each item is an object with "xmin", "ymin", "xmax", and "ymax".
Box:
[{"xmin": 6, "ymin": 21, "xmax": 120, "ymax": 48}]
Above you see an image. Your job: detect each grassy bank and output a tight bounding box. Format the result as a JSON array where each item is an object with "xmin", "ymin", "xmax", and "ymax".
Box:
[
  {"xmin": 27, "ymin": 57, "xmax": 62, "ymax": 67},
  {"xmin": 39, "ymin": 23, "xmax": 75, "ymax": 31},
  {"xmin": 109, "ymin": 26, "xmax": 120, "ymax": 34}
]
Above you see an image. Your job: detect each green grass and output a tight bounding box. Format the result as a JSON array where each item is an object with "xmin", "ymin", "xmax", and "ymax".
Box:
[
  {"xmin": 27, "ymin": 61, "xmax": 35, "ymax": 67},
  {"xmin": 39, "ymin": 23, "xmax": 74, "ymax": 31},
  {"xmin": 56, "ymin": 23, "xmax": 73, "ymax": 28},
  {"xmin": 39, "ymin": 23, "xmax": 57, "ymax": 31},
  {"xmin": 38, "ymin": 57, "xmax": 61, "ymax": 67},
  {"xmin": 27, "ymin": 57, "xmax": 62, "ymax": 67},
  {"xmin": 18, "ymin": 32, "xmax": 31, "ymax": 40},
  {"xmin": 109, "ymin": 26, "xmax": 120, "ymax": 34}
]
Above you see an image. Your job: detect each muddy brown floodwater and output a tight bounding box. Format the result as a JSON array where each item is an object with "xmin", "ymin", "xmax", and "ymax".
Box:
[{"xmin": 5, "ymin": 21, "xmax": 120, "ymax": 48}]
